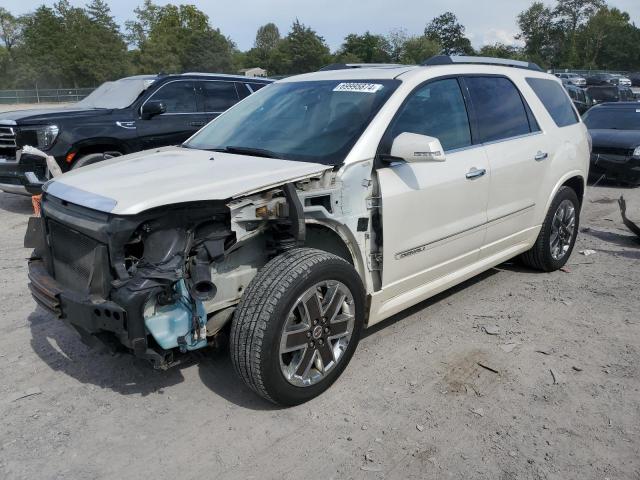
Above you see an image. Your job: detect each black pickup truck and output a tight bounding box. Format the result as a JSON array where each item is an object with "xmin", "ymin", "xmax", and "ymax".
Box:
[{"xmin": 0, "ymin": 73, "xmax": 272, "ymax": 195}]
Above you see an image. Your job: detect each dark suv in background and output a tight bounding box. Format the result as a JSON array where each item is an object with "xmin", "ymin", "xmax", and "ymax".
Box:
[{"xmin": 0, "ymin": 73, "xmax": 272, "ymax": 195}]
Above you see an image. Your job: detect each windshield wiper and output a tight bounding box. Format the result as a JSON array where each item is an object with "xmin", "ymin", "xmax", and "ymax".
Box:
[{"xmin": 214, "ymin": 146, "xmax": 280, "ymax": 159}]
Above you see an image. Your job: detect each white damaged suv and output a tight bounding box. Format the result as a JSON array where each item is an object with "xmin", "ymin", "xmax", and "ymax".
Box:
[{"xmin": 25, "ymin": 56, "xmax": 590, "ymax": 405}]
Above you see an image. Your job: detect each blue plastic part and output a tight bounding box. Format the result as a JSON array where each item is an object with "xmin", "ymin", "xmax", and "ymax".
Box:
[{"xmin": 144, "ymin": 281, "xmax": 208, "ymax": 351}]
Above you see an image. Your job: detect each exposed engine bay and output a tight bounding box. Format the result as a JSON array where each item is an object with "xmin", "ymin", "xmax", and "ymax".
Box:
[{"xmin": 25, "ymin": 165, "xmax": 378, "ymax": 368}]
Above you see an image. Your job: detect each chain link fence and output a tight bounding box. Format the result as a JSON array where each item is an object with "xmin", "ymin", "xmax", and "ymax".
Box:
[{"xmin": 0, "ymin": 88, "xmax": 95, "ymax": 104}]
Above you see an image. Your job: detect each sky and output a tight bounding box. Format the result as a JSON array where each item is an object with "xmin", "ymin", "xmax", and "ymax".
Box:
[{"xmin": 3, "ymin": 0, "xmax": 640, "ymax": 51}]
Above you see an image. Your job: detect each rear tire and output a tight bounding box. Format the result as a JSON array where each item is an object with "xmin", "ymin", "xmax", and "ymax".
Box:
[
  {"xmin": 521, "ymin": 186, "xmax": 580, "ymax": 271},
  {"xmin": 230, "ymin": 248, "xmax": 365, "ymax": 406}
]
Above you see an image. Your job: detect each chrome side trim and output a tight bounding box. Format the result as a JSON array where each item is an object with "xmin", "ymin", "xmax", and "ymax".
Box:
[
  {"xmin": 45, "ymin": 181, "xmax": 117, "ymax": 213},
  {"xmin": 487, "ymin": 203, "xmax": 536, "ymax": 224},
  {"xmin": 395, "ymin": 222, "xmax": 485, "ymax": 259},
  {"xmin": 481, "ymin": 131, "xmax": 543, "ymax": 147},
  {"xmin": 394, "ymin": 203, "xmax": 536, "ymax": 260}
]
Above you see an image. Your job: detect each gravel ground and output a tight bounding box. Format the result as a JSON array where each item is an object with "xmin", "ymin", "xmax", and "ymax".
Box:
[{"xmin": 0, "ymin": 183, "xmax": 638, "ymax": 480}]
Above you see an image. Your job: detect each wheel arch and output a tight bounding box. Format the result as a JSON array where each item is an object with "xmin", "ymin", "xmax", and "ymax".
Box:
[
  {"xmin": 543, "ymin": 171, "xmax": 586, "ymax": 216},
  {"xmin": 304, "ymin": 220, "xmax": 367, "ymax": 284},
  {"xmin": 67, "ymin": 138, "xmax": 128, "ymax": 166}
]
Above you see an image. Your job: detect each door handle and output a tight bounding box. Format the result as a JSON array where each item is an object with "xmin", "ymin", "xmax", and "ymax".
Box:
[
  {"xmin": 534, "ymin": 151, "xmax": 548, "ymax": 161},
  {"xmin": 190, "ymin": 121, "xmax": 206, "ymax": 127},
  {"xmin": 466, "ymin": 167, "xmax": 486, "ymax": 179}
]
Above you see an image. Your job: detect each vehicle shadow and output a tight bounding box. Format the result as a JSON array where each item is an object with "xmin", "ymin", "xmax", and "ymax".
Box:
[
  {"xmin": 28, "ymin": 309, "xmax": 187, "ymax": 396},
  {"xmin": 582, "ymin": 227, "xmax": 640, "ymax": 247},
  {"xmin": 27, "ymin": 307, "xmax": 275, "ymax": 409},
  {"xmin": 197, "ymin": 348, "xmax": 277, "ymax": 411},
  {"xmin": 0, "ymin": 192, "xmax": 33, "ymax": 215}
]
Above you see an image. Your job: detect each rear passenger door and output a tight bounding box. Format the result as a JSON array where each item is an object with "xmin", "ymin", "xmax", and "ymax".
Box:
[
  {"xmin": 463, "ymin": 76, "xmax": 548, "ymax": 256},
  {"xmin": 198, "ymin": 80, "xmax": 240, "ymax": 123}
]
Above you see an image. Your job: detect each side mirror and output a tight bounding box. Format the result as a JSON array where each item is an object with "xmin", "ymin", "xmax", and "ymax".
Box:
[
  {"xmin": 141, "ymin": 101, "xmax": 166, "ymax": 120},
  {"xmin": 390, "ymin": 132, "xmax": 446, "ymax": 163}
]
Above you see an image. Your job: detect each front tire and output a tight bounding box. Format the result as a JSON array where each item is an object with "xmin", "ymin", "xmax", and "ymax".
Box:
[
  {"xmin": 72, "ymin": 152, "xmax": 120, "ymax": 169},
  {"xmin": 521, "ymin": 186, "xmax": 580, "ymax": 271},
  {"xmin": 230, "ymin": 248, "xmax": 365, "ymax": 406}
]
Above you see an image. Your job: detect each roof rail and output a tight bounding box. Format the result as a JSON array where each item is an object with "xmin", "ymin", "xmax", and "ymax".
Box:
[
  {"xmin": 318, "ymin": 63, "xmax": 404, "ymax": 71},
  {"xmin": 422, "ymin": 55, "xmax": 542, "ymax": 72}
]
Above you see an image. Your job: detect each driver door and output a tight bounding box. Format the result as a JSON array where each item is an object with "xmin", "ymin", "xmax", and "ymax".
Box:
[
  {"xmin": 137, "ymin": 80, "xmax": 209, "ymax": 149},
  {"xmin": 377, "ymin": 78, "xmax": 489, "ymax": 296}
]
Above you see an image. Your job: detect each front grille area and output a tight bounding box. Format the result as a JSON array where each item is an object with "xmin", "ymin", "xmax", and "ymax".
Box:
[
  {"xmin": 0, "ymin": 126, "xmax": 17, "ymax": 160},
  {"xmin": 48, "ymin": 221, "xmax": 100, "ymax": 294},
  {"xmin": 592, "ymin": 146, "xmax": 633, "ymax": 157}
]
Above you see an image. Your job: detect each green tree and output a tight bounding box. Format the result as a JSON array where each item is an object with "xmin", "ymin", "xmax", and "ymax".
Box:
[
  {"xmin": 576, "ymin": 7, "xmax": 640, "ymax": 70},
  {"xmin": 554, "ymin": 0, "xmax": 605, "ymax": 65},
  {"xmin": 243, "ymin": 22, "xmax": 282, "ymax": 74},
  {"xmin": 254, "ymin": 23, "xmax": 280, "ymax": 52},
  {"xmin": 81, "ymin": 0, "xmax": 129, "ymax": 82},
  {"xmin": 338, "ymin": 32, "xmax": 391, "ymax": 63},
  {"xmin": 276, "ymin": 20, "xmax": 330, "ymax": 74},
  {"xmin": 0, "ymin": 7, "xmax": 21, "ymax": 54},
  {"xmin": 400, "ymin": 36, "xmax": 441, "ymax": 64},
  {"xmin": 17, "ymin": 5, "xmax": 67, "ymax": 87},
  {"xmin": 517, "ymin": 2, "xmax": 563, "ymax": 68},
  {"xmin": 127, "ymin": 1, "xmax": 234, "ymax": 74},
  {"xmin": 478, "ymin": 43, "xmax": 526, "ymax": 60},
  {"xmin": 424, "ymin": 12, "xmax": 474, "ymax": 55},
  {"xmin": 386, "ymin": 28, "xmax": 409, "ymax": 62}
]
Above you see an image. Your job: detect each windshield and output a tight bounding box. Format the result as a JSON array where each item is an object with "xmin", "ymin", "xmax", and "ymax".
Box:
[
  {"xmin": 184, "ymin": 79, "xmax": 400, "ymax": 165},
  {"xmin": 76, "ymin": 77, "xmax": 156, "ymax": 109},
  {"xmin": 584, "ymin": 108, "xmax": 640, "ymax": 130},
  {"xmin": 586, "ymin": 87, "xmax": 619, "ymax": 102}
]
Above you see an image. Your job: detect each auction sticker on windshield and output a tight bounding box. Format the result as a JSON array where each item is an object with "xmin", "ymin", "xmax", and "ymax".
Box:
[{"xmin": 333, "ymin": 83, "xmax": 384, "ymax": 93}]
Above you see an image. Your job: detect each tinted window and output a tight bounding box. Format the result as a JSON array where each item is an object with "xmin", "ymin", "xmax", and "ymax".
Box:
[
  {"xmin": 390, "ymin": 78, "xmax": 471, "ymax": 151},
  {"xmin": 466, "ymin": 76, "xmax": 532, "ymax": 142},
  {"xmin": 526, "ymin": 78, "xmax": 579, "ymax": 127},
  {"xmin": 248, "ymin": 83, "xmax": 267, "ymax": 92},
  {"xmin": 200, "ymin": 81, "xmax": 239, "ymax": 111},
  {"xmin": 149, "ymin": 81, "xmax": 197, "ymax": 113},
  {"xmin": 583, "ymin": 108, "xmax": 640, "ymax": 130}
]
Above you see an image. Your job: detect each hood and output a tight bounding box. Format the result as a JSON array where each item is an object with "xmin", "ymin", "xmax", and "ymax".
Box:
[
  {"xmin": 589, "ymin": 129, "xmax": 640, "ymax": 150},
  {"xmin": 0, "ymin": 105, "xmax": 107, "ymax": 124},
  {"xmin": 44, "ymin": 146, "xmax": 333, "ymax": 215}
]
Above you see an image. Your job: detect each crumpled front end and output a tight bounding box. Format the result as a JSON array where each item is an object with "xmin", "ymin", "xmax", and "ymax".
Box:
[{"xmin": 25, "ymin": 192, "xmax": 236, "ymax": 368}]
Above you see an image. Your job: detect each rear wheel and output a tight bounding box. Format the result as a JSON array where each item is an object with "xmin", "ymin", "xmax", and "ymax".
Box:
[
  {"xmin": 521, "ymin": 186, "xmax": 580, "ymax": 271},
  {"xmin": 230, "ymin": 248, "xmax": 365, "ymax": 406}
]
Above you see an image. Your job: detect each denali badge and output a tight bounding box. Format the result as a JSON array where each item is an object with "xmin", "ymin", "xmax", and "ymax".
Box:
[{"xmin": 396, "ymin": 246, "xmax": 426, "ymax": 259}]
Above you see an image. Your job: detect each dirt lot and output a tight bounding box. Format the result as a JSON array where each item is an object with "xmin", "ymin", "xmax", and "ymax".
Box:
[{"xmin": 0, "ymin": 183, "xmax": 638, "ymax": 480}]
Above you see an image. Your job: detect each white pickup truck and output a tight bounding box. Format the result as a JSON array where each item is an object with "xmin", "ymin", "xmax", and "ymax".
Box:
[{"xmin": 25, "ymin": 56, "xmax": 590, "ymax": 405}]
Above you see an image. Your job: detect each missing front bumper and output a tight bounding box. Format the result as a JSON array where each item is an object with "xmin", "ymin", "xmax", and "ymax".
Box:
[{"xmin": 28, "ymin": 259, "xmax": 174, "ymax": 367}]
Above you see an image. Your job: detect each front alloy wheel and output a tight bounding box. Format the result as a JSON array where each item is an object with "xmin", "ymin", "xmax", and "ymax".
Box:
[
  {"xmin": 230, "ymin": 248, "xmax": 365, "ymax": 406},
  {"xmin": 279, "ymin": 281, "xmax": 355, "ymax": 387}
]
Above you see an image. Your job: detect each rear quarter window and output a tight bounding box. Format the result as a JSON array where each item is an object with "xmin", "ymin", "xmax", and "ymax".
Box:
[{"xmin": 526, "ymin": 78, "xmax": 579, "ymax": 127}]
